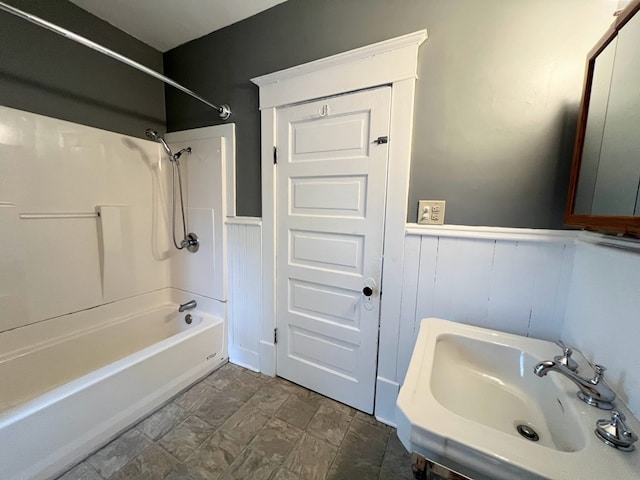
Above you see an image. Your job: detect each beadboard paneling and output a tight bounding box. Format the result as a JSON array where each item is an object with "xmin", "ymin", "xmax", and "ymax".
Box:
[
  {"xmin": 396, "ymin": 226, "xmax": 575, "ymax": 384},
  {"xmin": 563, "ymin": 238, "xmax": 640, "ymax": 418},
  {"xmin": 227, "ymin": 219, "xmax": 262, "ymax": 370},
  {"xmin": 222, "ymin": 220, "xmax": 577, "ymax": 420}
]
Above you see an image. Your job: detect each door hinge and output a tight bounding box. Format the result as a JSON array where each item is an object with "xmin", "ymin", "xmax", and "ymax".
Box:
[
  {"xmin": 273, "ymin": 146, "xmax": 278, "ymax": 164},
  {"xmin": 274, "ymin": 327, "xmax": 278, "ymax": 344}
]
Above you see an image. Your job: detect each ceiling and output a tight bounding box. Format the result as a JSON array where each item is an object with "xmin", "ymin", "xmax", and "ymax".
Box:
[{"xmin": 68, "ymin": 0, "xmax": 287, "ymax": 52}]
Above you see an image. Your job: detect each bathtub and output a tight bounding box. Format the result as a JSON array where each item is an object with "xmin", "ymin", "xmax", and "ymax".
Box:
[{"xmin": 0, "ymin": 290, "xmax": 227, "ymax": 480}]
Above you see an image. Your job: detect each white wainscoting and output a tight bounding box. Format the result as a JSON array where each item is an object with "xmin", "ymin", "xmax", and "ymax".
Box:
[
  {"xmin": 226, "ymin": 218, "xmax": 263, "ymax": 371},
  {"xmin": 222, "ymin": 219, "xmax": 577, "ymax": 423},
  {"xmin": 374, "ymin": 224, "xmax": 576, "ymax": 425},
  {"xmin": 562, "ymin": 234, "xmax": 640, "ymax": 418},
  {"xmin": 397, "ymin": 225, "xmax": 576, "ymax": 382}
]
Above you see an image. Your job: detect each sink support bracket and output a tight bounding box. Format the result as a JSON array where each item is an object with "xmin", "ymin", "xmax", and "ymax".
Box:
[{"xmin": 411, "ymin": 454, "xmax": 473, "ymax": 480}]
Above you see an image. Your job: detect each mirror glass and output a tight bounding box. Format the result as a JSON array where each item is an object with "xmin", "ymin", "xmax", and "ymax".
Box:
[{"xmin": 573, "ymin": 10, "xmax": 640, "ymax": 217}]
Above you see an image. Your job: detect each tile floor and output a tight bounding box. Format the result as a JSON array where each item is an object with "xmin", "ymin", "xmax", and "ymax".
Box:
[{"xmin": 56, "ymin": 363, "xmax": 414, "ymax": 480}]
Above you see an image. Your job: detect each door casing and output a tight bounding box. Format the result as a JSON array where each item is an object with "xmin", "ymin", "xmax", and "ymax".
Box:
[{"xmin": 251, "ymin": 30, "xmax": 427, "ymax": 424}]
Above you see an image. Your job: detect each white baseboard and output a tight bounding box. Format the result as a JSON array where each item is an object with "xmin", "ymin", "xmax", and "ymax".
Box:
[
  {"xmin": 229, "ymin": 346, "xmax": 260, "ymax": 372},
  {"xmin": 374, "ymin": 376, "xmax": 400, "ymax": 427},
  {"xmin": 259, "ymin": 340, "xmax": 276, "ymax": 376}
]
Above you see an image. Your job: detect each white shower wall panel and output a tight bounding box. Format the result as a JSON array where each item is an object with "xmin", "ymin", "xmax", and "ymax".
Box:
[
  {"xmin": 0, "ymin": 106, "xmax": 173, "ymax": 331},
  {"xmin": 166, "ymin": 127, "xmax": 234, "ymax": 303},
  {"xmin": 0, "ymin": 205, "xmax": 28, "ymax": 330},
  {"xmin": 23, "ymin": 217, "xmax": 104, "ymax": 321}
]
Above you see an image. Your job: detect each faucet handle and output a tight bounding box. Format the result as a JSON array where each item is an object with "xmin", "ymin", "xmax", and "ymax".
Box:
[
  {"xmin": 593, "ymin": 364, "xmax": 606, "ymax": 383},
  {"xmin": 554, "ymin": 340, "xmax": 579, "ymax": 371},
  {"xmin": 595, "ymin": 410, "xmax": 638, "ymax": 451}
]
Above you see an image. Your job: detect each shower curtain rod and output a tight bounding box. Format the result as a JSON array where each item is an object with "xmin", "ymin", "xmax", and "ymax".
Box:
[{"xmin": 0, "ymin": 1, "xmax": 231, "ymax": 120}]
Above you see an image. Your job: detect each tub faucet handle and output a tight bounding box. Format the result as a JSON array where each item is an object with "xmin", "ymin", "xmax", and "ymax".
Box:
[{"xmin": 555, "ymin": 340, "xmax": 579, "ymax": 372}]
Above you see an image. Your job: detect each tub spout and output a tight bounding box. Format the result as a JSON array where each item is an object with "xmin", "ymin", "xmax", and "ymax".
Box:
[{"xmin": 178, "ymin": 300, "xmax": 197, "ymax": 313}]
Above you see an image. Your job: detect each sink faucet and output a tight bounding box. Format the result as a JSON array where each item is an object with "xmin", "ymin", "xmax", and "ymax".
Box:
[
  {"xmin": 178, "ymin": 299, "xmax": 197, "ymax": 313},
  {"xmin": 534, "ymin": 360, "xmax": 616, "ymax": 410}
]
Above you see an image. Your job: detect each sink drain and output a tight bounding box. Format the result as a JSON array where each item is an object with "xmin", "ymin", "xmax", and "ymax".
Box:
[{"xmin": 516, "ymin": 424, "xmax": 539, "ymax": 442}]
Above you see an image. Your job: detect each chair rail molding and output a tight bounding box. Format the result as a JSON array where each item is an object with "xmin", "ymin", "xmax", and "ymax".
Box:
[
  {"xmin": 251, "ymin": 30, "xmax": 428, "ymax": 421},
  {"xmin": 406, "ymin": 224, "xmax": 577, "ymax": 242}
]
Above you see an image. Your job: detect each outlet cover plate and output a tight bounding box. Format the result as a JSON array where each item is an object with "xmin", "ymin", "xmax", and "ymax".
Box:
[{"xmin": 418, "ymin": 200, "xmax": 446, "ymax": 225}]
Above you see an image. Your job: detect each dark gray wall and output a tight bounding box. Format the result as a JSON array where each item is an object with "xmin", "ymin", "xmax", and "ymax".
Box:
[
  {"xmin": 0, "ymin": 0, "xmax": 165, "ymax": 137},
  {"xmin": 164, "ymin": 0, "xmax": 614, "ymax": 226}
]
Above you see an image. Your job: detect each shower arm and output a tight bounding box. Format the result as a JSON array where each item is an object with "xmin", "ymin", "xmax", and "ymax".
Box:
[{"xmin": 0, "ymin": 1, "xmax": 231, "ymax": 120}]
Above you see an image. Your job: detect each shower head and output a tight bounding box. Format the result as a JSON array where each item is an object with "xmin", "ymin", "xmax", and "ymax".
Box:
[
  {"xmin": 144, "ymin": 129, "xmax": 173, "ymax": 160},
  {"xmin": 144, "ymin": 128, "xmax": 159, "ymax": 141}
]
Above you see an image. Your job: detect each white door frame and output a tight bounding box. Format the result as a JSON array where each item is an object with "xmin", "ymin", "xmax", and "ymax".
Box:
[{"xmin": 251, "ymin": 30, "xmax": 427, "ymax": 422}]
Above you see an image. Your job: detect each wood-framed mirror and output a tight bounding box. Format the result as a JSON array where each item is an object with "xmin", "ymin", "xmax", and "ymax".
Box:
[{"xmin": 565, "ymin": 0, "xmax": 640, "ymax": 235}]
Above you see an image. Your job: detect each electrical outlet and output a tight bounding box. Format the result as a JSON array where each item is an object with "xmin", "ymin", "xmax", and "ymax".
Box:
[{"xmin": 418, "ymin": 200, "xmax": 446, "ymax": 225}]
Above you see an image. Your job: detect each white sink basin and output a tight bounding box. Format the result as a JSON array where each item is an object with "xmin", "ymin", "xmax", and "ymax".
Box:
[
  {"xmin": 431, "ymin": 334, "xmax": 585, "ymax": 453},
  {"xmin": 396, "ymin": 318, "xmax": 640, "ymax": 480}
]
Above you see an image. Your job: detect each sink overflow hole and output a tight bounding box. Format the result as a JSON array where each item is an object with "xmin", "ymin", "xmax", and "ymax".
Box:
[{"xmin": 516, "ymin": 424, "xmax": 539, "ymax": 442}]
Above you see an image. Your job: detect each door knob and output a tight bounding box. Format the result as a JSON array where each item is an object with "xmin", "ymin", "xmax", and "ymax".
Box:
[{"xmin": 362, "ymin": 286, "xmax": 373, "ymax": 297}]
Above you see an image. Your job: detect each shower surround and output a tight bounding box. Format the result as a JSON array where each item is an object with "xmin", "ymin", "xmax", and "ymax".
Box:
[{"xmin": 0, "ymin": 105, "xmax": 233, "ymax": 479}]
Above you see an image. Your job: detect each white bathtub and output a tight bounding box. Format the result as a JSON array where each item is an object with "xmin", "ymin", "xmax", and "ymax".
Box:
[{"xmin": 0, "ymin": 291, "xmax": 227, "ymax": 480}]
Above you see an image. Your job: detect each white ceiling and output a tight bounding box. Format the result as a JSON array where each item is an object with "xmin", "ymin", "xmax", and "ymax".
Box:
[{"xmin": 68, "ymin": 0, "xmax": 287, "ymax": 52}]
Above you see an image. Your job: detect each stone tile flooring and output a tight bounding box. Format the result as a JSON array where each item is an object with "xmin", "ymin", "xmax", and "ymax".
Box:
[{"xmin": 57, "ymin": 363, "xmax": 414, "ymax": 480}]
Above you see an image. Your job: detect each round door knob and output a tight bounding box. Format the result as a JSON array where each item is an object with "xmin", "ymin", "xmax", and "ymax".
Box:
[{"xmin": 362, "ymin": 286, "xmax": 373, "ymax": 297}]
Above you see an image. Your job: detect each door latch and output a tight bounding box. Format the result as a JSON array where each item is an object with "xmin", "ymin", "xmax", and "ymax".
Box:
[
  {"xmin": 374, "ymin": 136, "xmax": 388, "ymax": 145},
  {"xmin": 362, "ymin": 278, "xmax": 376, "ymax": 311}
]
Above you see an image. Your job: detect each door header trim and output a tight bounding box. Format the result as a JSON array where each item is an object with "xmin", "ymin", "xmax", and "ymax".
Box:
[{"xmin": 251, "ymin": 30, "xmax": 427, "ymax": 109}]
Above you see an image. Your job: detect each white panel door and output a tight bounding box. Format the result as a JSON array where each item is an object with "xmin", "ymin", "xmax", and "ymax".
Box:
[{"xmin": 275, "ymin": 87, "xmax": 391, "ymax": 413}]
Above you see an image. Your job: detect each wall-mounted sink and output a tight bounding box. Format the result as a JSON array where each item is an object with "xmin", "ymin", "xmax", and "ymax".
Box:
[{"xmin": 396, "ymin": 318, "xmax": 640, "ymax": 480}]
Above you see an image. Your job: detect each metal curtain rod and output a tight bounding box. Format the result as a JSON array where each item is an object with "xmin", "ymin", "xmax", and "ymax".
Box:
[{"xmin": 0, "ymin": 1, "xmax": 231, "ymax": 120}]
